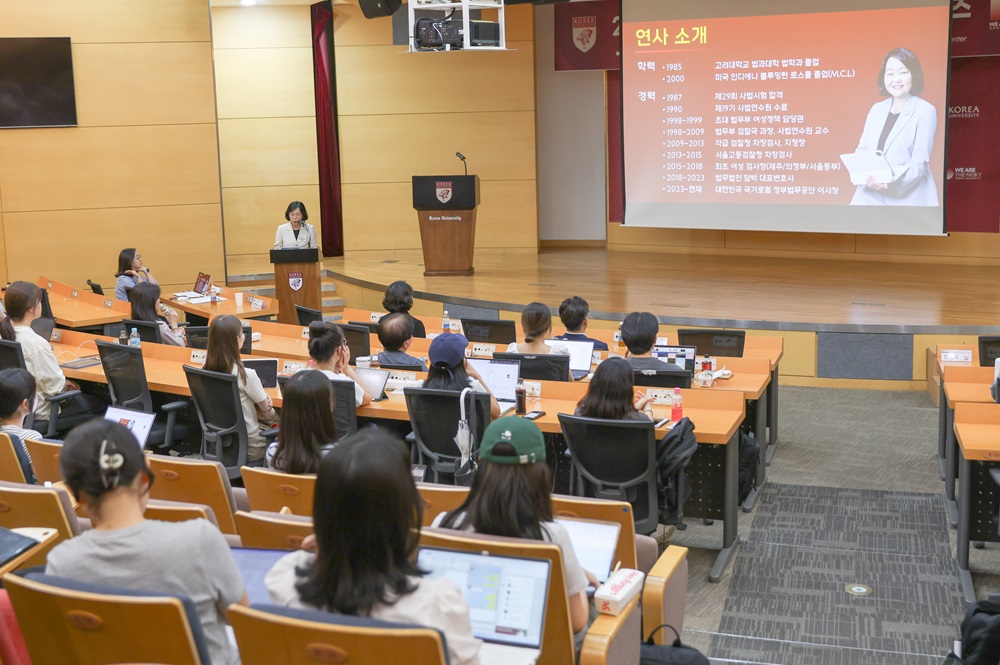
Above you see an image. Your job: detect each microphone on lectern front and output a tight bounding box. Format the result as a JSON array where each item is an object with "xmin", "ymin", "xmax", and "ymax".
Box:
[{"xmin": 456, "ymin": 152, "xmax": 468, "ymax": 176}]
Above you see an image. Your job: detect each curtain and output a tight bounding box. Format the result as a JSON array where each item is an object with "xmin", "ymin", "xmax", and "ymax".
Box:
[
  {"xmin": 311, "ymin": 1, "xmax": 344, "ymax": 256},
  {"xmin": 606, "ymin": 70, "xmax": 624, "ymax": 224}
]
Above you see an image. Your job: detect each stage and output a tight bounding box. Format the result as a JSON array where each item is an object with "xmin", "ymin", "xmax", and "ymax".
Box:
[{"xmin": 321, "ymin": 247, "xmax": 1000, "ymax": 335}]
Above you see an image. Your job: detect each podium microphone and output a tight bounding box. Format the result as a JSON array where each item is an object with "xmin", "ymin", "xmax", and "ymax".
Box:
[{"xmin": 456, "ymin": 151, "xmax": 468, "ymax": 176}]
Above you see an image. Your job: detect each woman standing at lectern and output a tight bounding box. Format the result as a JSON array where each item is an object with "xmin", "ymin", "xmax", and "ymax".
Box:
[{"xmin": 273, "ymin": 201, "xmax": 318, "ymax": 249}]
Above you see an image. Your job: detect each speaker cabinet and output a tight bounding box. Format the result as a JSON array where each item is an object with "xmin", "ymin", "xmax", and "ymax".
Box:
[{"xmin": 359, "ymin": 0, "xmax": 401, "ymax": 18}]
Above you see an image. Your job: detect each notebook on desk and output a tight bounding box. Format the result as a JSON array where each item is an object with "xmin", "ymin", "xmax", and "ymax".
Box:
[
  {"xmin": 546, "ymin": 339, "xmax": 594, "ymax": 380},
  {"xmin": 418, "ymin": 547, "xmax": 550, "ymax": 665},
  {"xmin": 466, "ymin": 358, "xmax": 520, "ymax": 406}
]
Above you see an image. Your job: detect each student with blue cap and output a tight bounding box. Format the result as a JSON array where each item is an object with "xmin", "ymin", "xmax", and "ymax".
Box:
[{"xmin": 422, "ymin": 332, "xmax": 500, "ymax": 419}]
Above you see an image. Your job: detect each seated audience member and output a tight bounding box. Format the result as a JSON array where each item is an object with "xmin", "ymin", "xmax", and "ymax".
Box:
[
  {"xmin": 130, "ymin": 282, "xmax": 184, "ymax": 347},
  {"xmin": 0, "ymin": 368, "xmax": 40, "ymax": 483},
  {"xmin": 376, "ymin": 313, "xmax": 426, "ymax": 370},
  {"xmin": 435, "ymin": 417, "xmax": 595, "ymax": 639},
  {"xmin": 306, "ymin": 321, "xmax": 371, "ymax": 407},
  {"xmin": 506, "ymin": 302, "xmax": 570, "ymax": 357},
  {"xmin": 46, "ymin": 419, "xmax": 247, "ymax": 665},
  {"xmin": 575, "ymin": 356, "xmax": 655, "ymax": 421},
  {"xmin": 620, "ymin": 311, "xmax": 685, "ymax": 375},
  {"xmin": 423, "ymin": 333, "xmax": 500, "ymax": 419},
  {"xmin": 552, "ymin": 296, "xmax": 609, "ymax": 351},
  {"xmin": 114, "ymin": 248, "xmax": 158, "ymax": 302},
  {"xmin": 0, "ymin": 281, "xmax": 106, "ymax": 423},
  {"xmin": 266, "ymin": 370, "xmax": 338, "ymax": 472},
  {"xmin": 382, "ymin": 280, "xmax": 426, "ymax": 338},
  {"xmin": 266, "ymin": 429, "xmax": 482, "ymax": 665},
  {"xmin": 204, "ymin": 314, "xmax": 276, "ymax": 462}
]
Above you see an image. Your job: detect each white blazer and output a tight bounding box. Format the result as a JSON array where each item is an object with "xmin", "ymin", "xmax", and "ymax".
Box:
[
  {"xmin": 850, "ymin": 95, "xmax": 938, "ymax": 206},
  {"xmin": 273, "ymin": 222, "xmax": 318, "ymax": 249}
]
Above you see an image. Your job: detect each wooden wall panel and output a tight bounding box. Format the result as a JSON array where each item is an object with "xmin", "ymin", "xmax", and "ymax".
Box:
[
  {"xmin": 606, "ymin": 224, "xmax": 726, "ymax": 249},
  {"xmin": 336, "ymin": 43, "xmax": 535, "ymax": 116},
  {"xmin": 0, "ymin": 214, "xmax": 7, "ymax": 284},
  {"xmin": 3, "ymin": 205, "xmax": 224, "ymax": 287},
  {"xmin": 856, "ymin": 232, "xmax": 1000, "ymax": 259},
  {"xmin": 331, "ymin": 6, "xmax": 394, "ymax": 47},
  {"xmin": 222, "ymin": 185, "xmax": 321, "ymax": 257},
  {"xmin": 0, "ymin": 0, "xmax": 212, "ymax": 43},
  {"xmin": 213, "ymin": 47, "xmax": 316, "ymax": 119},
  {"xmin": 217, "ymin": 117, "xmax": 319, "ymax": 188},
  {"xmin": 725, "ymin": 231, "xmax": 856, "ymax": 253},
  {"xmin": 72, "ymin": 42, "xmax": 218, "ymax": 126},
  {"xmin": 212, "ymin": 5, "xmax": 313, "ymax": 49},
  {"xmin": 0, "ymin": 124, "xmax": 221, "ymax": 212}
]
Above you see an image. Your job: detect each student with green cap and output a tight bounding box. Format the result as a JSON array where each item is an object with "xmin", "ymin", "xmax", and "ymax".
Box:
[{"xmin": 435, "ymin": 416, "xmax": 595, "ymax": 637}]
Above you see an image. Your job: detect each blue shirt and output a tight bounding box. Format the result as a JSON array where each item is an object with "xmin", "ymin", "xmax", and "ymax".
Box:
[{"xmin": 377, "ymin": 349, "xmax": 427, "ymax": 370}]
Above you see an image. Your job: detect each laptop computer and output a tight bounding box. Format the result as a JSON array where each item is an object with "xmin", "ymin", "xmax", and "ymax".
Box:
[
  {"xmin": 243, "ymin": 359, "xmax": 279, "ymax": 389},
  {"xmin": 418, "ymin": 547, "xmax": 550, "ymax": 665},
  {"xmin": 546, "ymin": 339, "xmax": 594, "ymax": 380},
  {"xmin": 230, "ymin": 547, "xmax": 287, "ymax": 605},
  {"xmin": 104, "ymin": 406, "xmax": 157, "ymax": 449},
  {"xmin": 30, "ymin": 317, "xmax": 56, "ymax": 343},
  {"xmin": 554, "ymin": 517, "xmax": 621, "ymax": 590},
  {"xmin": 651, "ymin": 345, "xmax": 698, "ymax": 372},
  {"xmin": 466, "ymin": 358, "xmax": 520, "ymax": 407},
  {"xmin": 354, "ymin": 367, "xmax": 391, "ymax": 401}
]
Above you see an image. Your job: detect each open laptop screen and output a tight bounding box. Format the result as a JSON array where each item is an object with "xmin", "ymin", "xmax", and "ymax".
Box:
[
  {"xmin": 466, "ymin": 358, "xmax": 520, "ymax": 403},
  {"xmin": 545, "ymin": 339, "xmax": 594, "ymax": 373},
  {"xmin": 554, "ymin": 517, "xmax": 621, "ymax": 584},
  {"xmin": 651, "ymin": 345, "xmax": 698, "ymax": 372},
  {"xmin": 104, "ymin": 406, "xmax": 157, "ymax": 449},
  {"xmin": 354, "ymin": 368, "xmax": 391, "ymax": 400},
  {"xmin": 417, "ymin": 547, "xmax": 549, "ymax": 649}
]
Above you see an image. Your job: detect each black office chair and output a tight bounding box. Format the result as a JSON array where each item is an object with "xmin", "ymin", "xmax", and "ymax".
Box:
[
  {"xmin": 460, "ymin": 318, "xmax": 517, "ymax": 344},
  {"xmin": 0, "ymin": 339, "xmax": 86, "ymax": 438},
  {"xmin": 95, "ymin": 340, "xmax": 192, "ymax": 450},
  {"xmin": 342, "ymin": 324, "xmax": 371, "ymax": 365},
  {"xmin": 403, "ymin": 387, "xmax": 491, "ymax": 484},
  {"xmin": 492, "ymin": 352, "xmax": 570, "ymax": 382},
  {"xmin": 86, "ymin": 279, "xmax": 104, "ymax": 296},
  {"xmin": 378, "ymin": 362, "xmax": 427, "ymax": 372},
  {"xmin": 183, "ymin": 365, "xmax": 250, "ymax": 480},
  {"xmin": 122, "ymin": 319, "xmax": 163, "ymax": 345},
  {"xmin": 558, "ymin": 414, "xmax": 660, "ymax": 535},
  {"xmin": 676, "ymin": 329, "xmax": 746, "ymax": 358},
  {"xmin": 347, "ymin": 321, "xmax": 380, "ymax": 335},
  {"xmin": 633, "ymin": 369, "xmax": 693, "ymax": 389},
  {"xmin": 295, "ymin": 305, "xmax": 323, "ymax": 326},
  {"xmin": 277, "ymin": 375, "xmax": 357, "ymax": 440},
  {"xmin": 185, "ymin": 325, "xmax": 251, "ymax": 354}
]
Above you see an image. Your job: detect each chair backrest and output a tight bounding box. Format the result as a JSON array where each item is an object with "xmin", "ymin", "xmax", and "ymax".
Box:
[
  {"xmin": 558, "ymin": 414, "xmax": 659, "ymax": 536},
  {"xmin": 0, "ymin": 434, "xmax": 28, "ymax": 484},
  {"xmin": 295, "ymin": 305, "xmax": 322, "ymax": 326},
  {"xmin": 122, "ymin": 318, "xmax": 163, "ymax": 345},
  {"xmin": 347, "ymin": 320, "xmax": 380, "ymax": 335},
  {"xmin": 86, "ymin": 279, "xmax": 104, "ymax": 295},
  {"xmin": 0, "ymin": 481, "xmax": 83, "ymax": 564},
  {"xmin": 229, "ymin": 604, "xmax": 449, "ymax": 665},
  {"xmin": 460, "ymin": 318, "xmax": 517, "ymax": 344},
  {"xmin": 420, "ymin": 527, "xmax": 574, "ymax": 665},
  {"xmin": 144, "ymin": 499, "xmax": 220, "ymax": 529},
  {"xmin": 403, "ymin": 388, "xmax": 491, "ymax": 482},
  {"xmin": 24, "ymin": 437, "xmax": 63, "ymax": 485},
  {"xmin": 4, "ymin": 572, "xmax": 209, "ymax": 665},
  {"xmin": 185, "ymin": 326, "xmax": 209, "ymax": 349},
  {"xmin": 416, "ymin": 482, "xmax": 470, "ymax": 527},
  {"xmin": 341, "ymin": 324, "xmax": 371, "ymax": 364},
  {"xmin": 183, "ymin": 364, "xmax": 249, "ymax": 479},
  {"xmin": 492, "ymin": 352, "xmax": 570, "ymax": 382},
  {"xmin": 0, "ymin": 339, "xmax": 26, "ymax": 371},
  {"xmin": 676, "ymin": 328, "xmax": 746, "ymax": 358},
  {"xmin": 241, "ymin": 467, "xmax": 317, "ymax": 515},
  {"xmin": 146, "ymin": 454, "xmax": 238, "ymax": 535},
  {"xmin": 330, "ymin": 379, "xmax": 359, "ymax": 439},
  {"xmin": 632, "ymin": 368, "xmax": 692, "ymax": 389},
  {"xmin": 233, "ymin": 511, "xmax": 314, "ymax": 550},
  {"xmin": 96, "ymin": 339, "xmax": 152, "ymax": 412},
  {"xmin": 978, "ymin": 336, "xmax": 1000, "ymax": 367}
]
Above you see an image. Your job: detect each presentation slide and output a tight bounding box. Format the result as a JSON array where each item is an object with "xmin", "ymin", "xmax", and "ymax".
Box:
[{"xmin": 621, "ymin": 1, "xmax": 950, "ymax": 235}]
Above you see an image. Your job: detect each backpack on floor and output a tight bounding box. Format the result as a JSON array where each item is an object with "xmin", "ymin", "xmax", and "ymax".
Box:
[
  {"xmin": 738, "ymin": 428, "xmax": 759, "ymax": 505},
  {"xmin": 943, "ymin": 599, "xmax": 1000, "ymax": 665}
]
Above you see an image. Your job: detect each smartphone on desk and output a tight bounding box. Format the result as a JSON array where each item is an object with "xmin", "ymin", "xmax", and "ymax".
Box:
[{"xmin": 523, "ymin": 411, "xmax": 546, "ymax": 420}]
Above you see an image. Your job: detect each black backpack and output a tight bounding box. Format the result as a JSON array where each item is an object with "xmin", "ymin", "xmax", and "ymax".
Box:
[
  {"xmin": 655, "ymin": 417, "xmax": 697, "ymax": 521},
  {"xmin": 738, "ymin": 428, "xmax": 759, "ymax": 504},
  {"xmin": 944, "ymin": 599, "xmax": 1000, "ymax": 664},
  {"xmin": 640, "ymin": 625, "xmax": 709, "ymax": 665}
]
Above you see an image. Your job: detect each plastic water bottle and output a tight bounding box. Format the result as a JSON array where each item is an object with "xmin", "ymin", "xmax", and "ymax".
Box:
[
  {"xmin": 129, "ymin": 328, "xmax": 141, "ymax": 348},
  {"xmin": 441, "ymin": 310, "xmax": 451, "ymax": 334},
  {"xmin": 118, "ymin": 329, "xmax": 129, "ymax": 345},
  {"xmin": 671, "ymin": 387, "xmax": 683, "ymax": 422}
]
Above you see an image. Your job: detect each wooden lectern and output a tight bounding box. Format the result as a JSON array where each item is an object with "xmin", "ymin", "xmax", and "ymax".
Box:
[
  {"xmin": 412, "ymin": 175, "xmax": 480, "ymax": 276},
  {"xmin": 270, "ymin": 248, "xmax": 321, "ymax": 324}
]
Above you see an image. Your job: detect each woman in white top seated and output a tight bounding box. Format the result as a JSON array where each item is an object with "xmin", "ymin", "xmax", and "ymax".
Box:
[
  {"xmin": 266, "ymin": 429, "xmax": 482, "ymax": 665},
  {"xmin": 506, "ymin": 301, "xmax": 571, "ymax": 380},
  {"xmin": 305, "ymin": 321, "xmax": 371, "ymax": 407},
  {"xmin": 130, "ymin": 283, "xmax": 184, "ymax": 347},
  {"xmin": 203, "ymin": 314, "xmax": 276, "ymax": 462},
  {"xmin": 0, "ymin": 281, "xmax": 106, "ymax": 424},
  {"xmin": 273, "ymin": 201, "xmax": 318, "ymax": 250}
]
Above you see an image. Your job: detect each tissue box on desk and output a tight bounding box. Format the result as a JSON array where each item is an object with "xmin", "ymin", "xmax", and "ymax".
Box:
[{"xmin": 594, "ymin": 568, "xmax": 644, "ymax": 616}]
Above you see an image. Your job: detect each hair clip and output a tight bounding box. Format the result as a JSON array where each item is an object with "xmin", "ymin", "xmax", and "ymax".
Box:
[{"xmin": 98, "ymin": 439, "xmax": 124, "ymax": 489}]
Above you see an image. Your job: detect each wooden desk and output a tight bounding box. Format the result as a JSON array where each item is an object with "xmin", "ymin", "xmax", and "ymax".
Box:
[
  {"xmin": 941, "ymin": 365, "xmax": 996, "ymax": 527},
  {"xmin": 954, "ymin": 401, "xmax": 1000, "ymax": 602},
  {"xmin": 38, "ymin": 276, "xmax": 129, "ymax": 329},
  {"xmin": 168, "ymin": 285, "xmax": 278, "ymax": 326},
  {"xmin": 935, "ymin": 344, "xmax": 981, "ymax": 478}
]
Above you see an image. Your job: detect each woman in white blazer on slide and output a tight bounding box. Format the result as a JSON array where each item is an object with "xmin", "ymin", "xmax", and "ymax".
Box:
[
  {"xmin": 850, "ymin": 47, "xmax": 938, "ymax": 207},
  {"xmin": 273, "ymin": 201, "xmax": 319, "ymax": 249}
]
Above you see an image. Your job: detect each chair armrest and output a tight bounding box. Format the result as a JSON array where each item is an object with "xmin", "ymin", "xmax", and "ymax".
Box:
[
  {"xmin": 162, "ymin": 400, "xmax": 189, "ymax": 412},
  {"xmin": 43, "ymin": 390, "xmax": 82, "ymax": 403},
  {"xmin": 262, "ymin": 427, "xmax": 280, "ymax": 444},
  {"xmin": 580, "ymin": 595, "xmax": 641, "ymax": 665},
  {"xmin": 641, "ymin": 545, "xmax": 688, "ymax": 642}
]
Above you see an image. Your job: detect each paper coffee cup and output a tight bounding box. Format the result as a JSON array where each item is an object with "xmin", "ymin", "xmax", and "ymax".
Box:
[
  {"xmin": 356, "ymin": 356, "xmax": 371, "ymax": 369},
  {"xmin": 235, "ymin": 292, "xmax": 244, "ymax": 307}
]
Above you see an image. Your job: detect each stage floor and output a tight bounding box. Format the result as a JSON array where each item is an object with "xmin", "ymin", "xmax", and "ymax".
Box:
[{"xmin": 320, "ymin": 248, "xmax": 1000, "ymax": 334}]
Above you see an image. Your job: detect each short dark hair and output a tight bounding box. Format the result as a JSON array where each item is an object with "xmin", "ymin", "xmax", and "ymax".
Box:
[
  {"xmin": 130, "ymin": 282, "xmax": 162, "ymax": 323},
  {"xmin": 115, "ymin": 248, "xmax": 137, "ymax": 278},
  {"xmin": 621, "ymin": 311, "xmax": 659, "ymax": 355},
  {"xmin": 520, "ymin": 302, "xmax": 552, "ymax": 344},
  {"xmin": 877, "ymin": 47, "xmax": 925, "ymax": 96},
  {"xmin": 308, "ymin": 321, "xmax": 346, "ymax": 363},
  {"xmin": 382, "ymin": 281, "xmax": 414, "ymax": 314},
  {"xmin": 273, "ymin": 370, "xmax": 338, "ymax": 475},
  {"xmin": 377, "ymin": 312, "xmax": 413, "ymax": 352},
  {"xmin": 285, "ymin": 201, "xmax": 308, "ymax": 222},
  {"xmin": 295, "ymin": 429, "xmax": 422, "ymax": 615},
  {"xmin": 576, "ymin": 357, "xmax": 637, "ymax": 420},
  {"xmin": 558, "ymin": 296, "xmax": 589, "ymax": 332},
  {"xmin": 0, "ymin": 368, "xmax": 35, "ymax": 419},
  {"xmin": 60, "ymin": 419, "xmax": 153, "ymax": 506}
]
